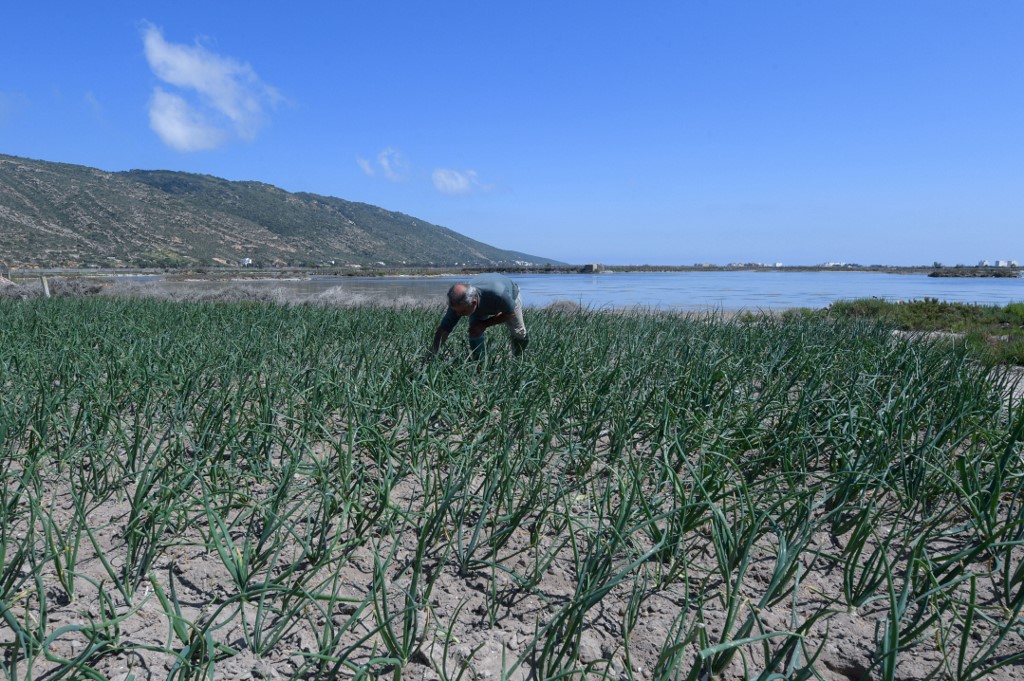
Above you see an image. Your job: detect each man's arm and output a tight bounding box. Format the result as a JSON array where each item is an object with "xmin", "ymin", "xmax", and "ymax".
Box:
[
  {"xmin": 468, "ymin": 312, "xmax": 510, "ymax": 337},
  {"xmin": 432, "ymin": 307, "xmax": 462, "ymax": 356},
  {"xmin": 430, "ymin": 326, "xmax": 450, "ymax": 355}
]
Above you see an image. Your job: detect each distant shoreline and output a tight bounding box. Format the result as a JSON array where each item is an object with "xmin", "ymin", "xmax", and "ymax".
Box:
[{"xmin": 5, "ymin": 264, "xmax": 1022, "ymax": 281}]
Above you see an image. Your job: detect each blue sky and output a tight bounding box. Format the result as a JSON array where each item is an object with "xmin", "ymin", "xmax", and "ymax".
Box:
[{"xmin": 2, "ymin": 1, "xmax": 1022, "ymax": 266}]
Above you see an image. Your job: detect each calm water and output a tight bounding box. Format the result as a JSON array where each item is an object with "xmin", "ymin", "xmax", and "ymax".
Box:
[{"xmin": 189, "ymin": 271, "xmax": 1024, "ymax": 312}]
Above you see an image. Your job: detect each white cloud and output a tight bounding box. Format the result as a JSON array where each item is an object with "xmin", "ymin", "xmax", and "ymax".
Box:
[
  {"xmin": 377, "ymin": 147, "xmax": 409, "ymax": 181},
  {"xmin": 432, "ymin": 168, "xmax": 488, "ymax": 195},
  {"xmin": 358, "ymin": 147, "xmax": 409, "ymax": 181},
  {"xmin": 141, "ymin": 22, "xmax": 280, "ymax": 151},
  {"xmin": 148, "ymin": 88, "xmax": 226, "ymax": 151}
]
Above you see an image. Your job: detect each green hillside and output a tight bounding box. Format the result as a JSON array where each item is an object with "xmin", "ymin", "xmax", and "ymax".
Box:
[{"xmin": 0, "ymin": 154, "xmax": 562, "ymax": 268}]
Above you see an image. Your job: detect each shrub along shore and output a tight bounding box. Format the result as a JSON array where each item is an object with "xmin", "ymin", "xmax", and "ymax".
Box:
[
  {"xmin": 0, "ymin": 292, "xmax": 1022, "ymax": 679},
  {"xmin": 823, "ymin": 298, "xmax": 1024, "ymax": 367}
]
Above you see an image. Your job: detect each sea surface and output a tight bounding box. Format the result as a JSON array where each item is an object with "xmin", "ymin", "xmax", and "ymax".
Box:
[{"xmin": 167, "ymin": 270, "xmax": 1024, "ymax": 312}]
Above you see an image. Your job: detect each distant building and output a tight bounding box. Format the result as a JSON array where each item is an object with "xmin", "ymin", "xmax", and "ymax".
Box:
[{"xmin": 240, "ymin": 258, "xmax": 254, "ymax": 267}]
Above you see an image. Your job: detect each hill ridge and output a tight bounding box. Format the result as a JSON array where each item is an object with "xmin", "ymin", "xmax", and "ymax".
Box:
[{"xmin": 0, "ymin": 154, "xmax": 561, "ymax": 268}]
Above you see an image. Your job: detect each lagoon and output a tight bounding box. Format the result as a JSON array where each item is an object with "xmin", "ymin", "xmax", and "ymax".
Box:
[{"xmin": 183, "ymin": 270, "xmax": 1024, "ymax": 311}]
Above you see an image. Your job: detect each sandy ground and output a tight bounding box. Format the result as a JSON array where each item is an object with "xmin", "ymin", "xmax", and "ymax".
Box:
[{"xmin": 3, "ymin": 441, "xmax": 1021, "ymax": 681}]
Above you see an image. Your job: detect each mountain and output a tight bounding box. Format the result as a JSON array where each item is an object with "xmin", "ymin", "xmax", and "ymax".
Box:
[{"xmin": 0, "ymin": 154, "xmax": 562, "ymax": 268}]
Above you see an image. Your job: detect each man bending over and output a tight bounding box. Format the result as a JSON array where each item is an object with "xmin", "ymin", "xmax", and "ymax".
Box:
[{"xmin": 431, "ymin": 273, "xmax": 528, "ymax": 359}]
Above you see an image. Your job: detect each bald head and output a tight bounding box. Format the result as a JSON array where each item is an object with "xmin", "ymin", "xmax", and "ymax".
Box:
[
  {"xmin": 448, "ymin": 283, "xmax": 476, "ymax": 306},
  {"xmin": 447, "ymin": 282, "xmax": 479, "ymax": 315}
]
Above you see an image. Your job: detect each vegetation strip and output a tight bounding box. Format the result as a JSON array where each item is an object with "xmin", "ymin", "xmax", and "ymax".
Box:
[{"xmin": 0, "ymin": 297, "xmax": 1022, "ymax": 679}]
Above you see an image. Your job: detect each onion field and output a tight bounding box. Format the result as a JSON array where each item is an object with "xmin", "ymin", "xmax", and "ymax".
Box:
[{"xmin": 0, "ymin": 296, "xmax": 1022, "ymax": 680}]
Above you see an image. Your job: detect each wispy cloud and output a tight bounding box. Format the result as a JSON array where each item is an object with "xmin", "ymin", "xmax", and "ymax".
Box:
[
  {"xmin": 432, "ymin": 168, "xmax": 490, "ymax": 195},
  {"xmin": 357, "ymin": 147, "xmax": 410, "ymax": 181},
  {"xmin": 83, "ymin": 90, "xmax": 102, "ymax": 115},
  {"xmin": 377, "ymin": 147, "xmax": 409, "ymax": 181},
  {"xmin": 0, "ymin": 91, "xmax": 29, "ymax": 124},
  {"xmin": 141, "ymin": 22, "xmax": 280, "ymax": 152}
]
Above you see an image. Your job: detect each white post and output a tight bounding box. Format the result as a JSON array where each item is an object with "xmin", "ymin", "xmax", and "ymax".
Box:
[{"xmin": 40, "ymin": 276, "xmax": 50, "ymax": 298}]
